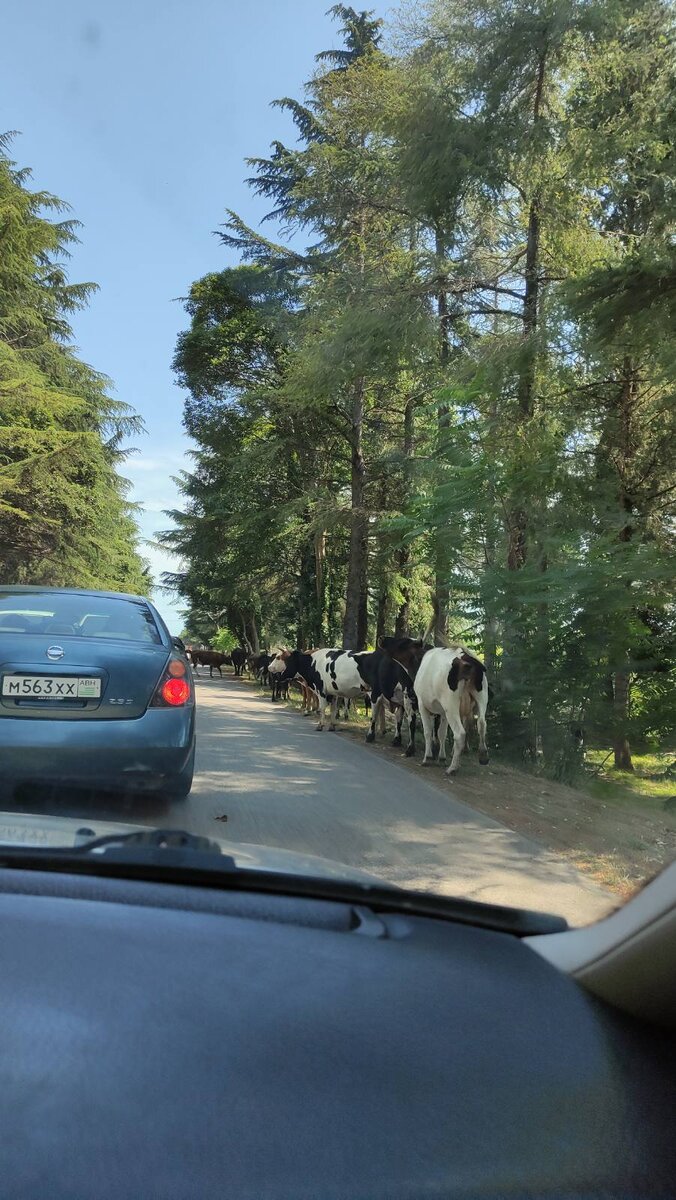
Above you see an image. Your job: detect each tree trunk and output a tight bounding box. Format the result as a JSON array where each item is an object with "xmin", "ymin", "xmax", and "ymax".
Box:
[
  {"xmin": 516, "ymin": 192, "xmax": 542, "ymax": 419},
  {"xmin": 314, "ymin": 529, "xmax": 327, "ymax": 642},
  {"xmin": 432, "ymin": 585, "xmax": 448, "ymax": 644},
  {"xmin": 608, "ymin": 357, "xmax": 638, "ymax": 771},
  {"xmin": 613, "ymin": 670, "xmax": 634, "ymax": 771},
  {"xmin": 248, "ymin": 614, "xmax": 260, "ymax": 655},
  {"xmin": 500, "ymin": 54, "xmax": 548, "ymax": 753},
  {"xmin": 483, "ymin": 616, "xmax": 498, "ymax": 676},
  {"xmin": 394, "ymin": 392, "xmax": 415, "ymax": 637},
  {"xmin": 508, "ymin": 51, "xmax": 547, "ymax": 571},
  {"xmin": 394, "ymin": 548, "xmax": 410, "ymax": 638},
  {"xmin": 357, "ymin": 560, "xmax": 369, "ymax": 650},
  {"xmin": 327, "ymin": 556, "xmax": 342, "ymax": 646},
  {"xmin": 375, "ymin": 587, "xmax": 388, "ymax": 648},
  {"xmin": 342, "ymin": 379, "xmax": 368, "ymax": 651},
  {"xmin": 432, "ymin": 227, "xmax": 451, "ymax": 642}
]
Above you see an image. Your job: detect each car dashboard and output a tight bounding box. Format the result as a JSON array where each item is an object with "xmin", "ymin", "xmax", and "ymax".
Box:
[{"xmin": 0, "ymin": 867, "xmax": 673, "ymax": 1199}]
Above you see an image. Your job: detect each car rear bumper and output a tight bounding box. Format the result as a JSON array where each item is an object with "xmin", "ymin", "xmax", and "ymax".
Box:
[{"xmin": 0, "ymin": 707, "xmax": 195, "ymax": 792}]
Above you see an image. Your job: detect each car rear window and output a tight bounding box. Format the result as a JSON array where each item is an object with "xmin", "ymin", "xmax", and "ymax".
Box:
[{"xmin": 0, "ymin": 593, "xmax": 162, "ymax": 644}]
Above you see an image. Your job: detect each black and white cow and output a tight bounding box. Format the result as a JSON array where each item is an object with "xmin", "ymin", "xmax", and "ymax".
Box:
[
  {"xmin": 365, "ymin": 654, "xmax": 418, "ymax": 756},
  {"xmin": 269, "ymin": 648, "xmax": 376, "ymax": 731},
  {"xmin": 380, "ymin": 637, "xmax": 489, "ymax": 776}
]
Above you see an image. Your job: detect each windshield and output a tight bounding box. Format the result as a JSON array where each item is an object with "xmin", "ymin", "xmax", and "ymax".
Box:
[{"xmin": 2, "ymin": 0, "xmax": 674, "ymax": 928}]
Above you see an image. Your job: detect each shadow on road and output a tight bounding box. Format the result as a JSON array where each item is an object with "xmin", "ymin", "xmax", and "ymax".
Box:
[{"xmin": 191, "ymin": 677, "xmax": 614, "ymax": 924}]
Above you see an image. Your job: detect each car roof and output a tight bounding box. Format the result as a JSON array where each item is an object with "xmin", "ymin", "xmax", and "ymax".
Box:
[{"xmin": 0, "ymin": 586, "xmax": 153, "ymax": 605}]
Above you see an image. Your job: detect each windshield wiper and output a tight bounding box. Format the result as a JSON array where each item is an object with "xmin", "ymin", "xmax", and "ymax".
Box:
[{"xmin": 0, "ymin": 828, "xmax": 567, "ymax": 936}]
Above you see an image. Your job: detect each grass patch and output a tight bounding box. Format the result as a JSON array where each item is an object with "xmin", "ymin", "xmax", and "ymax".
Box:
[{"xmin": 585, "ymin": 750, "xmax": 675, "ymax": 808}]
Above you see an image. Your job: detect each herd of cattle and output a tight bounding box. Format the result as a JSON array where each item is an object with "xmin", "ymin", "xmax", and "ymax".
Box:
[{"xmin": 187, "ymin": 638, "xmax": 489, "ymax": 777}]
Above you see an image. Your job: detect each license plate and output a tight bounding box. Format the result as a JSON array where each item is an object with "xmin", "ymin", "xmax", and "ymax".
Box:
[{"xmin": 1, "ymin": 675, "xmax": 101, "ymax": 700}]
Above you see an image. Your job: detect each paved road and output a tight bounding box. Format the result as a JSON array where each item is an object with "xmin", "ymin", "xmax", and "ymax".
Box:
[
  {"xmin": 185, "ymin": 678, "xmax": 612, "ymax": 925},
  {"xmin": 10, "ymin": 676, "xmax": 614, "ymax": 925}
]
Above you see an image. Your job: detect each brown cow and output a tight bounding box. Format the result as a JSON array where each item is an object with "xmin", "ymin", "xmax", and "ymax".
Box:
[{"xmin": 188, "ymin": 649, "xmax": 231, "ymax": 678}]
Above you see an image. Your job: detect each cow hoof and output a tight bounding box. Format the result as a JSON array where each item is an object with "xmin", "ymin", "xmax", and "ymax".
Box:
[
  {"xmin": 328, "ymin": 725, "xmax": 337, "ymax": 732},
  {"xmin": 404, "ymin": 745, "xmax": 415, "ymax": 758},
  {"xmin": 365, "ymin": 732, "xmax": 375, "ymax": 744},
  {"xmin": 391, "ymin": 736, "xmax": 402, "ymax": 747},
  {"xmin": 479, "ymin": 753, "xmax": 490, "ymax": 765},
  {"xmin": 420, "ymin": 758, "xmax": 429, "ymax": 767},
  {"xmin": 445, "ymin": 766, "xmax": 458, "ymax": 777},
  {"xmin": 315, "ymin": 725, "xmax": 323, "ymax": 732}
]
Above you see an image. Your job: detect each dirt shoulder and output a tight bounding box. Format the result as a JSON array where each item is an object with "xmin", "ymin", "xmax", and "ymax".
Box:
[{"xmin": 249, "ymin": 680, "xmax": 675, "ymax": 898}]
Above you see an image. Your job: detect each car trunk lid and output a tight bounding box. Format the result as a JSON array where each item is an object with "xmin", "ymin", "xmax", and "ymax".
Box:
[{"xmin": 0, "ymin": 637, "xmax": 170, "ymax": 720}]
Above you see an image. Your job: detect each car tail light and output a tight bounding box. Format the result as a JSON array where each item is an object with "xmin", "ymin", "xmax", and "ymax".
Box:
[{"xmin": 151, "ymin": 658, "xmax": 193, "ymax": 707}]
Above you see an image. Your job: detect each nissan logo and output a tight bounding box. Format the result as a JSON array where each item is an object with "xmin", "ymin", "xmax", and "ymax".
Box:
[{"xmin": 46, "ymin": 645, "xmax": 65, "ymax": 661}]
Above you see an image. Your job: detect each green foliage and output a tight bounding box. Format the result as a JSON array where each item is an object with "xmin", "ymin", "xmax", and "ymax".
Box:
[
  {"xmin": 166, "ymin": 0, "xmax": 675, "ymax": 773},
  {"xmin": 212, "ymin": 627, "xmax": 238, "ymax": 654},
  {"xmin": 0, "ymin": 136, "xmax": 149, "ymax": 593}
]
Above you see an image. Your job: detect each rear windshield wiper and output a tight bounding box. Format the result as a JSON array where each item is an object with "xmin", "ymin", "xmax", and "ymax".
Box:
[{"xmin": 0, "ymin": 827, "xmax": 567, "ymax": 936}]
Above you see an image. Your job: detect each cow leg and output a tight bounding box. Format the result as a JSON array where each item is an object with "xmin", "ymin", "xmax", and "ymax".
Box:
[
  {"xmin": 316, "ymin": 695, "xmax": 329, "ymax": 731},
  {"xmin": 366, "ymin": 694, "xmax": 381, "ymax": 743},
  {"xmin": 217, "ymin": 665, "xmax": 222, "ymax": 678},
  {"xmin": 391, "ymin": 703, "xmax": 403, "ymax": 747},
  {"xmin": 405, "ymin": 707, "xmax": 417, "ymax": 757},
  {"xmin": 436, "ymin": 716, "xmax": 449, "ymax": 764},
  {"xmin": 209, "ymin": 666, "xmax": 214, "ymax": 678},
  {"xmin": 342, "ymin": 698, "xmax": 350, "ymax": 721},
  {"xmin": 328, "ymin": 696, "xmax": 339, "ymax": 731},
  {"xmin": 419, "ymin": 707, "xmax": 436, "ymax": 765},
  {"xmin": 444, "ymin": 708, "xmax": 467, "ymax": 776},
  {"xmin": 475, "ymin": 687, "xmax": 489, "ymax": 765}
]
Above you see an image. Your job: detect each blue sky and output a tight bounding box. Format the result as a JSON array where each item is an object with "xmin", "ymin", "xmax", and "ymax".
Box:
[{"xmin": 2, "ymin": 0, "xmax": 348, "ymax": 632}]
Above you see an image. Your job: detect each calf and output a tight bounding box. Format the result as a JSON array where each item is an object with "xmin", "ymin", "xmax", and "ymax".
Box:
[
  {"xmin": 269, "ymin": 648, "xmax": 374, "ymax": 731},
  {"xmin": 294, "ymin": 679, "xmax": 319, "ymax": 714},
  {"xmin": 189, "ymin": 649, "xmax": 231, "ymax": 678},
  {"xmin": 230, "ymin": 647, "xmax": 248, "ymax": 677},
  {"xmin": 380, "ymin": 637, "xmax": 489, "ymax": 775},
  {"xmin": 271, "ymin": 674, "xmax": 290, "ymax": 702}
]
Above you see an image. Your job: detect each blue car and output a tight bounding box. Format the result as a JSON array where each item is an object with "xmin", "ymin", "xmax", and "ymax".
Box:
[{"xmin": 0, "ymin": 587, "xmax": 195, "ymax": 800}]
